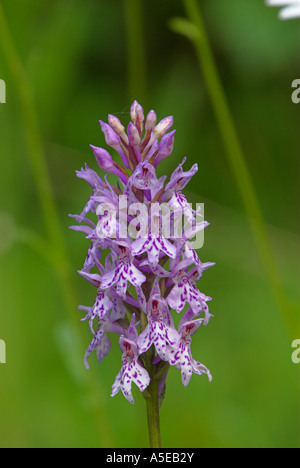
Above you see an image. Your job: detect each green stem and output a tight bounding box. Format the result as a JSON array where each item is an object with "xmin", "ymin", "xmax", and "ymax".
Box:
[
  {"xmin": 175, "ymin": 0, "xmax": 297, "ymax": 337},
  {"xmin": 140, "ymin": 279, "xmax": 162, "ymax": 448},
  {"xmin": 0, "ymin": 2, "xmax": 114, "ymax": 447},
  {"xmin": 146, "ymin": 377, "xmax": 161, "ymax": 448},
  {"xmin": 144, "ymin": 346, "xmax": 161, "ymax": 449},
  {"xmin": 141, "ymin": 325, "xmax": 162, "ymax": 448},
  {"xmin": 123, "ymin": 0, "xmax": 147, "ymax": 104}
]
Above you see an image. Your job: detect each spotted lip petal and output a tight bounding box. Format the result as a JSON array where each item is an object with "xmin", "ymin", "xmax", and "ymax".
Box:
[
  {"xmin": 167, "ymin": 270, "xmax": 212, "ymax": 325},
  {"xmin": 84, "ymin": 329, "xmax": 111, "ymax": 370},
  {"xmin": 167, "ymin": 318, "xmax": 212, "ymax": 386},
  {"xmin": 83, "ymin": 315, "xmax": 123, "ymax": 369},
  {"xmin": 131, "ymin": 233, "xmax": 177, "ymax": 267},
  {"xmin": 88, "ymin": 290, "xmax": 113, "ymax": 333},
  {"xmin": 137, "ymin": 293, "xmax": 180, "ymax": 361},
  {"xmin": 111, "ymin": 336, "xmax": 151, "ymax": 404},
  {"xmin": 100, "ymin": 248, "xmax": 146, "ymax": 297},
  {"xmin": 168, "ymin": 340, "xmax": 212, "ymax": 387}
]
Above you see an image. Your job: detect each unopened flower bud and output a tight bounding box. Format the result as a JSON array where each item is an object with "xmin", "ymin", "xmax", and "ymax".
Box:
[
  {"xmin": 127, "ymin": 122, "xmax": 141, "ymax": 147},
  {"xmin": 130, "ymin": 100, "xmax": 139, "ymax": 123},
  {"xmin": 158, "ymin": 130, "xmax": 176, "ymax": 160},
  {"xmin": 145, "ymin": 110, "xmax": 157, "ymax": 132},
  {"xmin": 99, "ymin": 120, "xmax": 121, "ymax": 147},
  {"xmin": 90, "ymin": 145, "xmax": 114, "ymax": 171},
  {"xmin": 108, "ymin": 114, "xmax": 125, "ymax": 136},
  {"xmin": 108, "ymin": 114, "xmax": 129, "ymax": 146},
  {"xmin": 136, "ymin": 104, "xmax": 144, "ymax": 124},
  {"xmin": 153, "ymin": 116, "xmax": 174, "ymax": 139}
]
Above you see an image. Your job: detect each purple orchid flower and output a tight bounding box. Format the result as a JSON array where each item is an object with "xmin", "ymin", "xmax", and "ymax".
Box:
[
  {"xmin": 80, "ymin": 306, "xmax": 123, "ymax": 369},
  {"xmin": 111, "ymin": 315, "xmax": 151, "ymax": 404},
  {"xmin": 184, "ymin": 242, "xmax": 216, "ymax": 278},
  {"xmin": 132, "ymin": 162, "xmax": 159, "ymax": 190},
  {"xmin": 165, "ymin": 158, "xmax": 198, "ymax": 192},
  {"xmin": 137, "ymin": 282, "xmax": 180, "ymax": 361},
  {"xmin": 130, "ymin": 207, "xmax": 177, "ymax": 267},
  {"xmin": 71, "ymin": 101, "xmax": 214, "ymax": 407},
  {"xmin": 166, "ymin": 267, "xmax": 213, "ymax": 325},
  {"xmin": 100, "ymin": 243, "xmax": 146, "ymax": 298},
  {"xmin": 167, "ymin": 314, "xmax": 212, "ymax": 386}
]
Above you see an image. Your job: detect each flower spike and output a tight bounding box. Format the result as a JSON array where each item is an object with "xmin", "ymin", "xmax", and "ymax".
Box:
[{"xmin": 71, "ymin": 101, "xmax": 214, "ymax": 406}]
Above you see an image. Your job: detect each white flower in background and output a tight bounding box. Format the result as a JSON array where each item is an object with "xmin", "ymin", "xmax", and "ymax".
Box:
[{"xmin": 266, "ymin": 0, "xmax": 300, "ymax": 20}]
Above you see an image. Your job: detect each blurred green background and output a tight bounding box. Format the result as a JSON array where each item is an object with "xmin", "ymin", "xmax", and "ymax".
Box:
[{"xmin": 0, "ymin": 0, "xmax": 299, "ymax": 448}]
